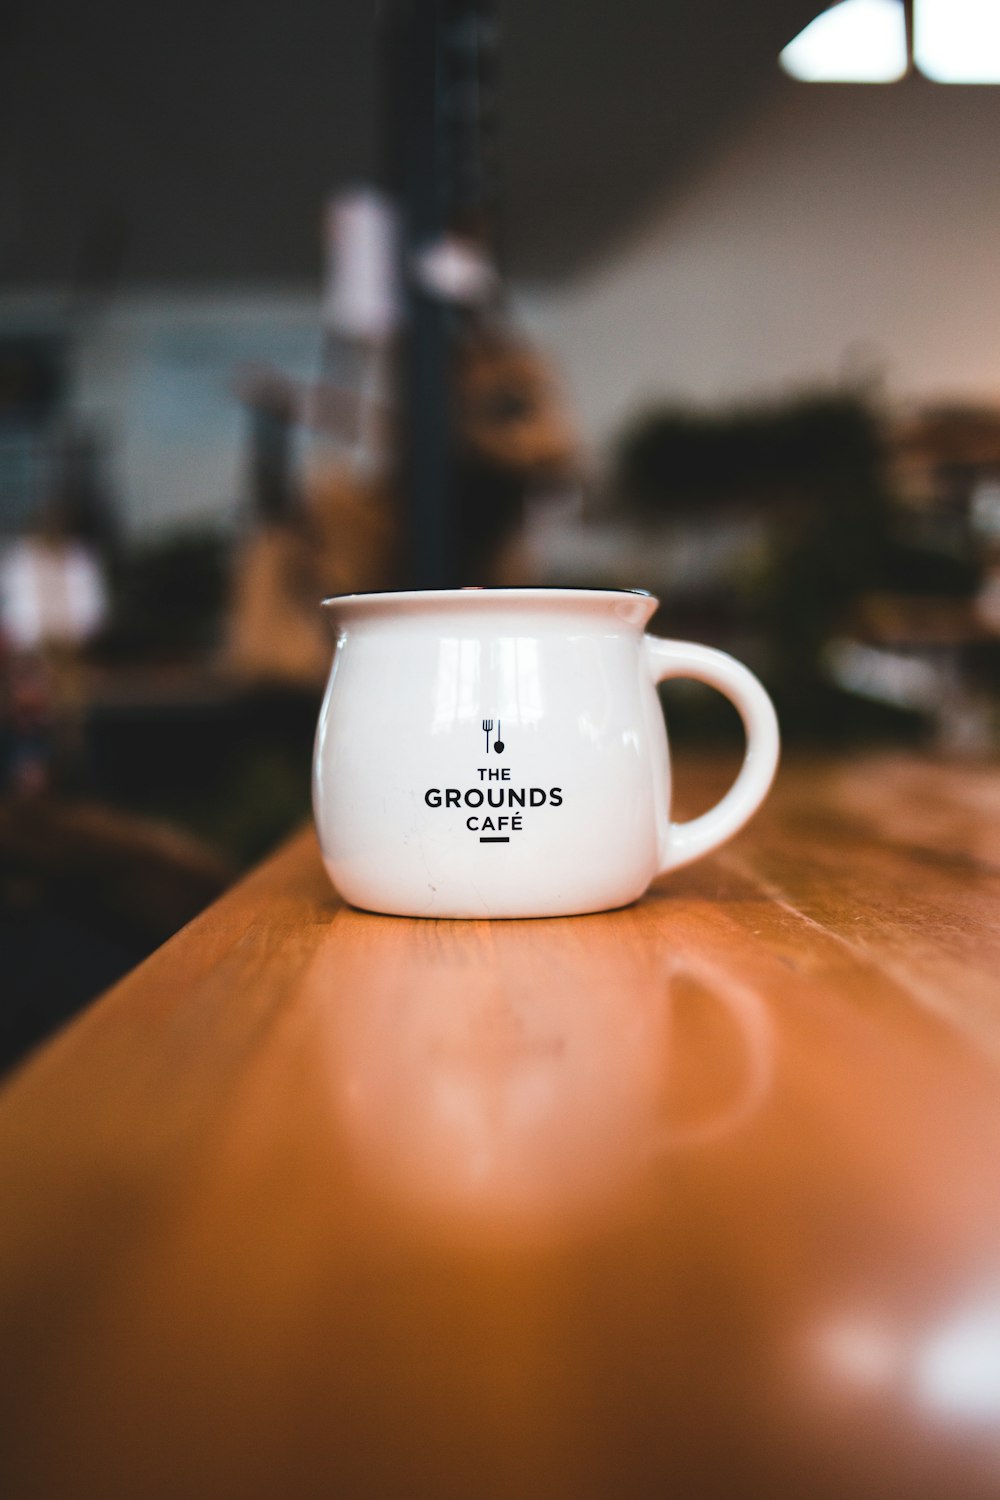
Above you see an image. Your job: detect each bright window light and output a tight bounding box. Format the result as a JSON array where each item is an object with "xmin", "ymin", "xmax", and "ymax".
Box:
[
  {"xmin": 779, "ymin": 0, "xmax": 908, "ymax": 83},
  {"xmin": 915, "ymin": 0, "xmax": 1000, "ymax": 84}
]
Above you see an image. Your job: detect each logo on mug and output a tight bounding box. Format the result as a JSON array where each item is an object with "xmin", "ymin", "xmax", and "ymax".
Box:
[
  {"xmin": 424, "ymin": 718, "xmax": 563, "ymax": 843},
  {"xmin": 482, "ymin": 719, "xmax": 504, "ymax": 754}
]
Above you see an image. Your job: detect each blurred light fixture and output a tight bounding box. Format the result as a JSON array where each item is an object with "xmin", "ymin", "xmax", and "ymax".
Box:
[
  {"xmin": 779, "ymin": 0, "xmax": 908, "ymax": 83},
  {"xmin": 782, "ymin": 0, "xmax": 1000, "ymax": 83},
  {"xmin": 914, "ymin": 0, "xmax": 1000, "ymax": 83}
]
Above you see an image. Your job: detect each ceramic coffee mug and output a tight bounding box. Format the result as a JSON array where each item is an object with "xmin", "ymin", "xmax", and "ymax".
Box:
[{"xmin": 313, "ymin": 587, "xmax": 779, "ymax": 918}]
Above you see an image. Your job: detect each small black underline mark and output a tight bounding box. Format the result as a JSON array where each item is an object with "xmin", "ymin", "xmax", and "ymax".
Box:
[{"xmin": 479, "ymin": 836, "xmax": 510, "ymax": 843}]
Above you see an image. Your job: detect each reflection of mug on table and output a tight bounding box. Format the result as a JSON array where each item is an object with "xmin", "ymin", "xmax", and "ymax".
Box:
[
  {"xmin": 311, "ymin": 908, "xmax": 775, "ymax": 1244},
  {"xmin": 313, "ymin": 587, "xmax": 779, "ymax": 918}
]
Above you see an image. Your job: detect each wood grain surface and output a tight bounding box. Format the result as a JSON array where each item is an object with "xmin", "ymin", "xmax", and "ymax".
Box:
[{"xmin": 2, "ymin": 755, "xmax": 1000, "ymax": 1499}]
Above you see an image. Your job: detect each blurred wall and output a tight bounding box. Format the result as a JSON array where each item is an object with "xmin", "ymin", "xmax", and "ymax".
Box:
[
  {"xmin": 518, "ymin": 78, "xmax": 1000, "ymax": 441},
  {"xmin": 1, "ymin": 290, "xmax": 321, "ymax": 535},
  {"xmin": 12, "ymin": 71, "xmax": 1000, "ymax": 538}
]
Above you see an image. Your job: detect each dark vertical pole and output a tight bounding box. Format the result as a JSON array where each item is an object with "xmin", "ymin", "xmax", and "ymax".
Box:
[
  {"xmin": 388, "ymin": 0, "xmax": 457, "ymax": 589},
  {"xmin": 902, "ymin": 0, "xmax": 915, "ymax": 74}
]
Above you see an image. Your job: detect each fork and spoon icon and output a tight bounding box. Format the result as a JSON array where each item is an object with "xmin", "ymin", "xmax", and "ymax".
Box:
[{"xmin": 483, "ymin": 719, "xmax": 504, "ymax": 754}]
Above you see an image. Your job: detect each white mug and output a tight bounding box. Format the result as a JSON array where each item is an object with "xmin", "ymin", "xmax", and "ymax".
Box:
[{"xmin": 312, "ymin": 587, "xmax": 779, "ymax": 919}]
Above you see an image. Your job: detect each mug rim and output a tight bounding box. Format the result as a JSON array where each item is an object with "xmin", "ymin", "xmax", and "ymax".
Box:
[{"xmin": 321, "ymin": 585, "xmax": 657, "ymax": 609}]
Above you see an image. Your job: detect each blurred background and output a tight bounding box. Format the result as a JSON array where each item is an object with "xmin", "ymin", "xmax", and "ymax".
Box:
[{"xmin": 3, "ymin": 0, "xmax": 1000, "ymax": 1066}]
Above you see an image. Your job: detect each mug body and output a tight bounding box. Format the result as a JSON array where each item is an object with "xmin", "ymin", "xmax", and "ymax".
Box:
[{"xmin": 312, "ymin": 588, "xmax": 669, "ymax": 918}]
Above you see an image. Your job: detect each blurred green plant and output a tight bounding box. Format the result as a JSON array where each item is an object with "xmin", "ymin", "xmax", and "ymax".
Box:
[
  {"xmin": 618, "ymin": 395, "xmax": 886, "ymax": 513},
  {"xmin": 615, "ymin": 394, "xmax": 979, "ymax": 742}
]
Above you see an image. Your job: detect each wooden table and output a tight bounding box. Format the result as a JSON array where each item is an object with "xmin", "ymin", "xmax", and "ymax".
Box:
[{"xmin": 2, "ymin": 755, "xmax": 1000, "ymax": 1499}]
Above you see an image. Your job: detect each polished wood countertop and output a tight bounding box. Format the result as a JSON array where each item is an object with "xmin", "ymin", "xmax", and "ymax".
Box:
[{"xmin": 2, "ymin": 755, "xmax": 1000, "ymax": 1499}]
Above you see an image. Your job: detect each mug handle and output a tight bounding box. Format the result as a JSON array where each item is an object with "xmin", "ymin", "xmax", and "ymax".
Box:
[{"xmin": 645, "ymin": 637, "xmax": 780, "ymax": 874}]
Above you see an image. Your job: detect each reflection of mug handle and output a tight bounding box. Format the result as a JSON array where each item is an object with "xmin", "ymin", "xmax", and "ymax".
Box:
[
  {"xmin": 645, "ymin": 637, "xmax": 780, "ymax": 873},
  {"xmin": 655, "ymin": 953, "xmax": 775, "ymax": 1152}
]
